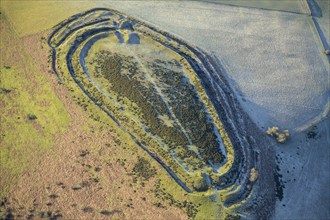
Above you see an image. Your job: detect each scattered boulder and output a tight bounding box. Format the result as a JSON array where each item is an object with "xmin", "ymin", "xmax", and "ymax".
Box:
[{"xmin": 249, "ymin": 168, "xmax": 258, "ymax": 182}]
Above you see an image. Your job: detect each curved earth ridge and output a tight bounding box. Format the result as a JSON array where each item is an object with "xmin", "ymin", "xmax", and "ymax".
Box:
[{"xmin": 48, "ymin": 7, "xmax": 276, "ymax": 217}]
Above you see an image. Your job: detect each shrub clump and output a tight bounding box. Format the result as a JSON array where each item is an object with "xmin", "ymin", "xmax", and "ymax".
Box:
[
  {"xmin": 192, "ymin": 177, "xmax": 208, "ymax": 192},
  {"xmin": 132, "ymin": 157, "xmax": 157, "ymax": 181},
  {"xmin": 27, "ymin": 114, "xmax": 37, "ymax": 120}
]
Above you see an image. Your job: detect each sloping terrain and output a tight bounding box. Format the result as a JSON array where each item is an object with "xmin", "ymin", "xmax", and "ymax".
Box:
[
  {"xmin": 0, "ymin": 11, "xmax": 69, "ymax": 200},
  {"xmin": 46, "ymin": 8, "xmax": 276, "ymax": 219},
  {"xmin": 0, "ymin": 7, "xmax": 189, "ymax": 220},
  {"xmin": 0, "ymin": 1, "xmax": 329, "ymax": 220},
  {"xmin": 104, "ymin": 1, "xmax": 330, "ymax": 219}
]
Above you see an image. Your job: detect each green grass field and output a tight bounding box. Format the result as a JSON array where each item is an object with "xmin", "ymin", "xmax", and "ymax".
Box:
[
  {"xmin": 0, "ymin": 13, "xmax": 70, "ymax": 199},
  {"xmin": 1, "ymin": 0, "xmax": 97, "ymax": 36}
]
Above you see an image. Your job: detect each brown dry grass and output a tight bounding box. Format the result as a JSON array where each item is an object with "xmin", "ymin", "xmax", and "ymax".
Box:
[{"xmin": 1, "ymin": 15, "xmax": 187, "ymax": 220}]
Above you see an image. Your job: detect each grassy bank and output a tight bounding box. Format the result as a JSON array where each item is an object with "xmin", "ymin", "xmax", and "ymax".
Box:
[{"xmin": 0, "ymin": 13, "xmax": 70, "ymax": 199}]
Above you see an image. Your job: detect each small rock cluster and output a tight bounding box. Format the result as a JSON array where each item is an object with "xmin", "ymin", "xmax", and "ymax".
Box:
[{"xmin": 266, "ymin": 127, "xmax": 290, "ymax": 143}]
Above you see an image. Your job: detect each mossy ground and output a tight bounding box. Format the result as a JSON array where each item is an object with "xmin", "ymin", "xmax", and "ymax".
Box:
[{"xmin": 0, "ymin": 13, "xmax": 70, "ymax": 199}]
